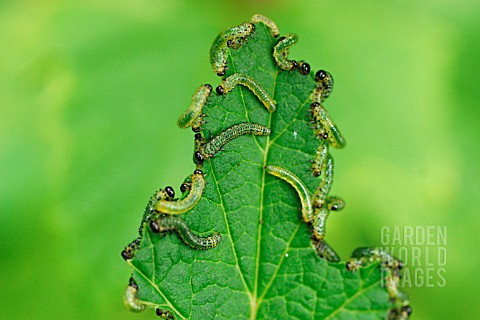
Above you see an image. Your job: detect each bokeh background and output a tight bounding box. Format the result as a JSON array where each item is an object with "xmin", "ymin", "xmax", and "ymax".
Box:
[{"xmin": 1, "ymin": 0, "xmax": 478, "ymax": 319}]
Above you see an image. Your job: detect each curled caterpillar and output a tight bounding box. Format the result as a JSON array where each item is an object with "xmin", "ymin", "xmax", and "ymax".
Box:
[
  {"xmin": 153, "ymin": 170, "xmax": 205, "ymax": 215},
  {"xmin": 150, "ymin": 216, "xmax": 222, "ymax": 250},
  {"xmin": 251, "ymin": 14, "xmax": 279, "ymax": 38},
  {"xmin": 216, "ymin": 73, "xmax": 276, "ymax": 113},
  {"xmin": 311, "ymin": 196, "xmax": 345, "ymax": 240},
  {"xmin": 266, "ymin": 165, "xmax": 313, "ymax": 223},
  {"xmin": 123, "ymin": 277, "xmax": 145, "ymax": 312},
  {"xmin": 311, "ymin": 102, "xmax": 346, "ymax": 149},
  {"xmin": 177, "ymin": 84, "xmax": 212, "ymax": 130},
  {"xmin": 195, "ymin": 122, "xmax": 271, "ymax": 164},
  {"xmin": 121, "ymin": 187, "xmax": 174, "ymax": 260},
  {"xmin": 210, "ymin": 22, "xmax": 255, "ymax": 76},
  {"xmin": 273, "ymin": 33, "xmax": 299, "ymax": 71}
]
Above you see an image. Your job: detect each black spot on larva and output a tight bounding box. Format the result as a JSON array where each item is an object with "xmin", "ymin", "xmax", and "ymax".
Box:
[
  {"xmin": 205, "ymin": 84, "xmax": 212, "ymax": 91},
  {"xmin": 194, "ymin": 169, "xmax": 203, "ymax": 175}
]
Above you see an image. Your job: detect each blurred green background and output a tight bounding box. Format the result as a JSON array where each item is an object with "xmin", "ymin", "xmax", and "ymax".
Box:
[{"xmin": 1, "ymin": 0, "xmax": 478, "ymax": 319}]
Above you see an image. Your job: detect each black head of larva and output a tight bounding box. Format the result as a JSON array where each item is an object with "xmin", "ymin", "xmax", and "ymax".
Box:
[
  {"xmin": 315, "ymin": 70, "xmax": 327, "ymax": 81},
  {"xmin": 121, "ymin": 248, "xmax": 134, "ymax": 260},
  {"xmin": 278, "ymin": 36, "xmax": 286, "ymax": 42},
  {"xmin": 128, "ymin": 276, "xmax": 138, "ymax": 289},
  {"xmin": 150, "ymin": 220, "xmax": 160, "ymax": 233},
  {"xmin": 216, "ymin": 85, "xmax": 225, "ymax": 95},
  {"xmin": 291, "ymin": 60, "xmax": 299, "ymax": 70},
  {"xmin": 398, "ymin": 260, "xmax": 404, "ymax": 270},
  {"xmin": 310, "ymin": 102, "xmax": 320, "ymax": 108},
  {"xmin": 194, "ymin": 151, "xmax": 204, "ymax": 164},
  {"xmin": 165, "ymin": 186, "xmax": 175, "ymax": 199},
  {"xmin": 205, "ymin": 84, "xmax": 212, "ymax": 91},
  {"xmin": 194, "ymin": 169, "xmax": 203, "ymax": 175},
  {"xmin": 192, "ymin": 126, "xmax": 201, "ymax": 133},
  {"xmin": 300, "ymin": 62, "xmax": 310, "ymax": 75},
  {"xmin": 194, "ymin": 133, "xmax": 202, "ymax": 140},
  {"xmin": 345, "ymin": 261, "xmax": 354, "ymax": 271},
  {"xmin": 180, "ymin": 183, "xmax": 190, "ymax": 193},
  {"xmin": 402, "ymin": 305, "xmax": 413, "ymax": 316},
  {"xmin": 217, "ymin": 70, "xmax": 226, "ymax": 77}
]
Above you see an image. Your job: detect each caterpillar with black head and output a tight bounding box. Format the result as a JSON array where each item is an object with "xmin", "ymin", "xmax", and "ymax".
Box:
[
  {"xmin": 251, "ymin": 14, "xmax": 279, "ymax": 38},
  {"xmin": 216, "ymin": 73, "xmax": 276, "ymax": 113},
  {"xmin": 312, "ymin": 154, "xmax": 334, "ymax": 210},
  {"xmin": 312, "ymin": 141, "xmax": 329, "ymax": 177},
  {"xmin": 266, "ymin": 165, "xmax": 313, "ymax": 223},
  {"xmin": 121, "ymin": 187, "xmax": 174, "ymax": 260},
  {"xmin": 177, "ymin": 84, "xmax": 212, "ymax": 131},
  {"xmin": 123, "ymin": 277, "xmax": 145, "ymax": 312},
  {"xmin": 153, "ymin": 170, "xmax": 205, "ymax": 215},
  {"xmin": 273, "ymin": 33, "xmax": 299, "ymax": 71},
  {"xmin": 210, "ymin": 22, "xmax": 255, "ymax": 76},
  {"xmin": 310, "ymin": 102, "xmax": 346, "ymax": 149},
  {"xmin": 150, "ymin": 216, "xmax": 222, "ymax": 250},
  {"xmin": 311, "ymin": 70, "xmax": 334, "ymax": 103},
  {"xmin": 312, "ymin": 196, "xmax": 345, "ymax": 240},
  {"xmin": 194, "ymin": 122, "xmax": 271, "ymax": 164}
]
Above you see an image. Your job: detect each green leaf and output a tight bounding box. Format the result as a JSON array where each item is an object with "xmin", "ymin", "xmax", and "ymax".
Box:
[{"xmin": 124, "ymin": 19, "xmax": 404, "ymax": 319}]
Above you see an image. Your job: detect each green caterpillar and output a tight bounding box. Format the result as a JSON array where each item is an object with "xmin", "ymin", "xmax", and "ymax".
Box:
[
  {"xmin": 312, "ymin": 154, "xmax": 334, "ymax": 209},
  {"xmin": 251, "ymin": 14, "xmax": 279, "ymax": 38},
  {"xmin": 123, "ymin": 277, "xmax": 145, "ymax": 312},
  {"xmin": 216, "ymin": 73, "xmax": 276, "ymax": 113},
  {"xmin": 273, "ymin": 33, "xmax": 299, "ymax": 71},
  {"xmin": 177, "ymin": 84, "xmax": 212, "ymax": 131},
  {"xmin": 153, "ymin": 170, "xmax": 205, "ymax": 215},
  {"xmin": 311, "ymin": 102, "xmax": 346, "ymax": 149},
  {"xmin": 150, "ymin": 216, "xmax": 222, "ymax": 250},
  {"xmin": 312, "ymin": 141, "xmax": 329, "ymax": 177},
  {"xmin": 121, "ymin": 186, "xmax": 174, "ymax": 260},
  {"xmin": 210, "ymin": 22, "xmax": 255, "ymax": 76},
  {"xmin": 312, "ymin": 196, "xmax": 345, "ymax": 240},
  {"xmin": 266, "ymin": 165, "xmax": 313, "ymax": 223},
  {"xmin": 310, "ymin": 70, "xmax": 334, "ymax": 103},
  {"xmin": 312, "ymin": 238, "xmax": 341, "ymax": 262},
  {"xmin": 195, "ymin": 122, "xmax": 271, "ymax": 164}
]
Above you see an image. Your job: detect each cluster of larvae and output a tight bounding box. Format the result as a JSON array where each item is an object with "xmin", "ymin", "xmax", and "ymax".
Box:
[{"xmin": 121, "ymin": 14, "xmax": 410, "ymax": 319}]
